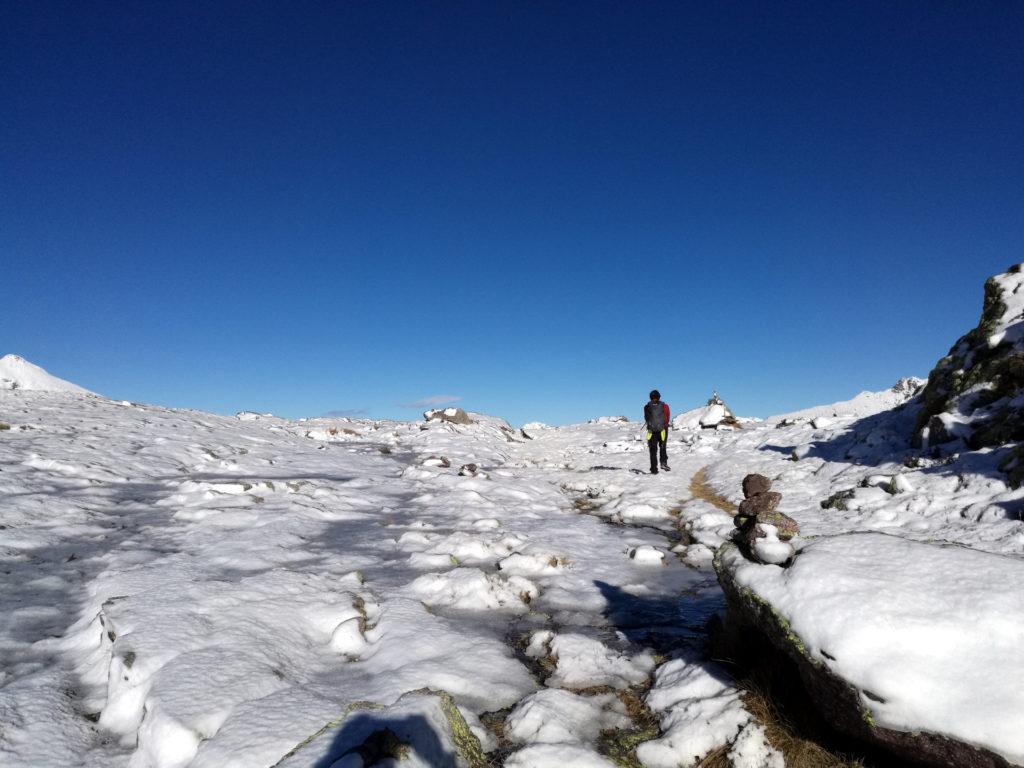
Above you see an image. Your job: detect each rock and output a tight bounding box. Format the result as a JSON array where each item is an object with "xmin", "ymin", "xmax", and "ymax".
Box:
[
  {"xmin": 737, "ymin": 491, "xmax": 782, "ymax": 518},
  {"xmin": 742, "ymin": 474, "xmax": 772, "ymax": 498},
  {"xmin": 714, "ymin": 535, "xmax": 1024, "ymax": 768},
  {"xmin": 820, "ymin": 489, "xmax": 856, "ymax": 510},
  {"xmin": 747, "ymin": 523, "xmax": 795, "ymax": 565},
  {"xmin": 790, "ymin": 444, "xmax": 812, "ymax": 461},
  {"xmin": 589, "ymin": 415, "xmax": 629, "ymax": 424},
  {"xmin": 887, "ymin": 474, "xmax": 915, "ymax": 494},
  {"xmin": 458, "ymin": 463, "xmax": 482, "ymax": 477},
  {"xmin": 735, "ymin": 509, "xmax": 800, "ymax": 565},
  {"xmin": 628, "ymin": 545, "xmax": 666, "ymax": 565},
  {"xmin": 671, "ymin": 392, "xmax": 743, "ymax": 430},
  {"xmin": 811, "ymin": 416, "xmax": 833, "ymax": 430},
  {"xmin": 700, "ymin": 403, "xmax": 728, "ymax": 428},
  {"xmin": 755, "ymin": 510, "xmax": 798, "ymax": 540},
  {"xmin": 926, "ymin": 414, "xmax": 956, "ymax": 445},
  {"xmin": 914, "ymin": 265, "xmax": 1024, "ymax": 455},
  {"xmin": 274, "ymin": 688, "xmax": 488, "ymax": 768},
  {"xmin": 522, "ymin": 421, "xmax": 550, "ymax": 431},
  {"xmin": 732, "ymin": 472, "xmax": 798, "ymax": 565},
  {"xmin": 422, "ymin": 456, "xmax": 451, "ymax": 468},
  {"xmin": 424, "ymin": 407, "xmax": 474, "ymax": 425}
]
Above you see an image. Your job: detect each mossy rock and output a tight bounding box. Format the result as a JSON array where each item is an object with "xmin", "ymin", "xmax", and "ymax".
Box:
[
  {"xmin": 913, "ymin": 269, "xmax": 1024, "ymax": 447},
  {"xmin": 998, "ymin": 445, "xmax": 1024, "ymax": 489},
  {"xmin": 713, "ymin": 543, "xmax": 1015, "ymax": 768},
  {"xmin": 821, "ymin": 489, "xmax": 856, "ymax": 511}
]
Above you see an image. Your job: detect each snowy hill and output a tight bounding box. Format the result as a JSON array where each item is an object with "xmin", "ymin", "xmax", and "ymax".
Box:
[
  {"xmin": 0, "ymin": 354, "xmax": 92, "ymax": 394},
  {"xmin": 768, "ymin": 377, "xmax": 925, "ymax": 425}
]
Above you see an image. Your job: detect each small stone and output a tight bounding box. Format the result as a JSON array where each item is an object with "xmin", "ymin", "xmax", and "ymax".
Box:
[
  {"xmin": 742, "ymin": 474, "xmax": 772, "ymax": 498},
  {"xmin": 757, "ymin": 510, "xmax": 799, "ymax": 540},
  {"xmin": 738, "ymin": 491, "xmax": 782, "ymax": 517}
]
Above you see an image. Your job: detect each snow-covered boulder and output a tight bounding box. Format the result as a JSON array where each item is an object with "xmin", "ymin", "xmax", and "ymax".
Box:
[
  {"xmin": 672, "ymin": 392, "xmax": 741, "ymax": 430},
  {"xmin": 275, "ymin": 688, "xmax": 488, "ymax": 768},
  {"xmin": 589, "ymin": 415, "xmax": 629, "ymax": 424},
  {"xmin": 0, "ymin": 354, "xmax": 92, "ymax": 394},
  {"xmin": 700, "ymin": 403, "xmax": 727, "ymax": 427},
  {"xmin": 715, "ymin": 533, "xmax": 1024, "ymax": 767},
  {"xmin": 522, "ymin": 421, "xmax": 551, "ymax": 431},
  {"xmin": 915, "ymin": 264, "xmax": 1024, "ymax": 456},
  {"xmin": 424, "ymin": 407, "xmax": 474, "ymax": 425}
]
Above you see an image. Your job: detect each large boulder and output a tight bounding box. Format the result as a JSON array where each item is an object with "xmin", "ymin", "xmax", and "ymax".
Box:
[
  {"xmin": 715, "ymin": 533, "xmax": 1024, "ymax": 767},
  {"xmin": 672, "ymin": 392, "xmax": 742, "ymax": 431},
  {"xmin": 914, "ymin": 264, "xmax": 1024, "ymax": 453},
  {"xmin": 424, "ymin": 407, "xmax": 475, "ymax": 426},
  {"xmin": 274, "ymin": 688, "xmax": 488, "ymax": 768}
]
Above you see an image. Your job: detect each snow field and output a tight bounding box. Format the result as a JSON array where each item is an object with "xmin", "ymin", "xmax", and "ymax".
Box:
[
  {"xmin": 1, "ymin": 391, "xmax": 726, "ymax": 767},
  {"xmin": 3, "ymin": 369, "xmax": 1023, "ymax": 766}
]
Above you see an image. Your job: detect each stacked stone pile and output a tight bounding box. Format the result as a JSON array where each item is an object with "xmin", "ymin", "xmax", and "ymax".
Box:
[{"xmin": 733, "ymin": 473, "xmax": 800, "ymax": 565}]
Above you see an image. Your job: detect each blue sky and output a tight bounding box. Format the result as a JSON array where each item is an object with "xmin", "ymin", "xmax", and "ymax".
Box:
[{"xmin": 3, "ymin": 2, "xmax": 1022, "ymax": 426}]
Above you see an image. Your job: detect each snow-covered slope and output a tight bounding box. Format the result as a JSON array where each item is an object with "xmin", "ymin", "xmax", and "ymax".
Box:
[
  {"xmin": 768, "ymin": 377, "xmax": 924, "ymax": 425},
  {"xmin": 0, "ymin": 354, "xmax": 93, "ymax": 394},
  {"xmin": 2, "ymin": 377, "xmax": 1023, "ymax": 767}
]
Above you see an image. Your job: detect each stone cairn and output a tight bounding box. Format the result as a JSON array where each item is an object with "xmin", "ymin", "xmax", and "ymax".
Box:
[{"xmin": 734, "ymin": 474, "xmax": 800, "ymax": 564}]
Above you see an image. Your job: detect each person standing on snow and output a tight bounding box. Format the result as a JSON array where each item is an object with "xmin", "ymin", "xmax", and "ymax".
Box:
[{"xmin": 644, "ymin": 390, "xmax": 671, "ymax": 474}]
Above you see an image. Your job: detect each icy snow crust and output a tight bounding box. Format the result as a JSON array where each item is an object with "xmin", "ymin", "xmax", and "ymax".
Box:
[{"xmin": 1, "ymin": 373, "xmax": 1023, "ymax": 766}]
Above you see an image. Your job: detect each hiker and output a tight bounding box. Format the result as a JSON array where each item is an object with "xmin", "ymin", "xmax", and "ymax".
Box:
[{"xmin": 644, "ymin": 390, "xmax": 671, "ymax": 474}]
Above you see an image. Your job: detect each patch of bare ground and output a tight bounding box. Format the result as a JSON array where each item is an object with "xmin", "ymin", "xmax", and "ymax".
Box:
[
  {"xmin": 689, "ymin": 467, "xmax": 736, "ymax": 515},
  {"xmin": 479, "ymin": 706, "xmax": 514, "ymax": 766},
  {"xmin": 741, "ymin": 685, "xmax": 866, "ymax": 768},
  {"xmin": 598, "ymin": 687, "xmax": 660, "ymax": 768}
]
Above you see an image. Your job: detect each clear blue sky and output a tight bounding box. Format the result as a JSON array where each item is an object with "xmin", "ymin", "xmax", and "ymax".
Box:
[{"xmin": 3, "ymin": 2, "xmax": 1022, "ymax": 426}]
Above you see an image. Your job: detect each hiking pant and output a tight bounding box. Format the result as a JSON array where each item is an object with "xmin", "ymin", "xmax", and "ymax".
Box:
[{"xmin": 648, "ymin": 430, "xmax": 667, "ymax": 471}]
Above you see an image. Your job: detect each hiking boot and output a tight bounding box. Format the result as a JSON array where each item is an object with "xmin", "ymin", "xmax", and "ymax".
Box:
[
  {"xmin": 660, "ymin": 463, "xmax": 671, "ymax": 471},
  {"xmin": 650, "ymin": 468, "xmax": 659, "ymax": 475}
]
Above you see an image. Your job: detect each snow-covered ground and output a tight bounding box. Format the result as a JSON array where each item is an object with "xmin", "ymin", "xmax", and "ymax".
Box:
[{"xmin": 2, "ymin": 362, "xmax": 1023, "ymax": 767}]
